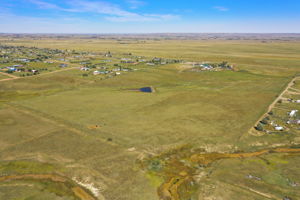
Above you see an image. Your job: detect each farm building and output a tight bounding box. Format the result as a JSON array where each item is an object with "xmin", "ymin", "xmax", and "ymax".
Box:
[
  {"xmin": 287, "ymin": 120, "xmax": 300, "ymax": 125},
  {"xmin": 60, "ymin": 64, "xmax": 68, "ymax": 68},
  {"xmin": 80, "ymin": 67, "xmax": 90, "ymax": 71},
  {"xmin": 93, "ymin": 71, "xmax": 100, "ymax": 75},
  {"xmin": 200, "ymin": 64, "xmax": 213, "ymax": 70},
  {"xmin": 275, "ymin": 126, "xmax": 284, "ymax": 131},
  {"xmin": 289, "ymin": 110, "xmax": 298, "ymax": 117}
]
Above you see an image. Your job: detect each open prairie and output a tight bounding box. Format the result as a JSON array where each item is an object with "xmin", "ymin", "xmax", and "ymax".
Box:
[
  {"xmin": 0, "ymin": 35, "xmax": 300, "ymax": 200},
  {"xmin": 2, "ymin": 37, "xmax": 300, "ymax": 76}
]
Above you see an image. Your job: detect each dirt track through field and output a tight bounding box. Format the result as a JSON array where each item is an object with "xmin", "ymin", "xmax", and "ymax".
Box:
[
  {"xmin": 0, "ymin": 66, "xmax": 78, "ymax": 82},
  {"xmin": 248, "ymin": 76, "xmax": 300, "ymax": 135},
  {"xmin": 0, "ymin": 174, "xmax": 96, "ymax": 200},
  {"xmin": 4, "ymin": 104, "xmax": 119, "ymax": 148},
  {"xmin": 36, "ymin": 66, "xmax": 79, "ymax": 76},
  {"xmin": 0, "ymin": 72, "xmax": 20, "ymax": 82}
]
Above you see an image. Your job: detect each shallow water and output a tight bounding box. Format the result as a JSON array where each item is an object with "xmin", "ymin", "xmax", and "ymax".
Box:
[{"xmin": 140, "ymin": 87, "xmax": 153, "ymax": 93}]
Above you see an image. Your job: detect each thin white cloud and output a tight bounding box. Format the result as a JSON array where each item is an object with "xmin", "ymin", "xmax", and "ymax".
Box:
[
  {"xmin": 213, "ymin": 6, "xmax": 229, "ymax": 12},
  {"xmin": 126, "ymin": 0, "xmax": 146, "ymax": 9},
  {"xmin": 1, "ymin": 12, "xmax": 300, "ymax": 33},
  {"xmin": 106, "ymin": 14, "xmax": 179, "ymax": 22},
  {"xmin": 27, "ymin": 0, "xmax": 178, "ymax": 22},
  {"xmin": 28, "ymin": 0, "xmax": 78, "ymax": 12},
  {"xmin": 68, "ymin": 0, "xmax": 136, "ymax": 16},
  {"xmin": 28, "ymin": 0, "xmax": 61, "ymax": 9}
]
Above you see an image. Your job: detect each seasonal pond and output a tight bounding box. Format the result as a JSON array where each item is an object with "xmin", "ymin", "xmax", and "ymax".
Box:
[{"xmin": 139, "ymin": 87, "xmax": 154, "ymax": 93}]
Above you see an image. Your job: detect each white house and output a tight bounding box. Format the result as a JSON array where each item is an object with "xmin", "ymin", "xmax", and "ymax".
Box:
[
  {"xmin": 80, "ymin": 67, "xmax": 90, "ymax": 71},
  {"xmin": 200, "ymin": 64, "xmax": 213, "ymax": 70},
  {"xmin": 93, "ymin": 71, "xmax": 100, "ymax": 75},
  {"xmin": 287, "ymin": 120, "xmax": 300, "ymax": 125},
  {"xmin": 289, "ymin": 110, "xmax": 298, "ymax": 117},
  {"xmin": 275, "ymin": 126, "xmax": 284, "ymax": 131},
  {"xmin": 112, "ymin": 68, "xmax": 121, "ymax": 72},
  {"xmin": 15, "ymin": 58, "xmax": 30, "ymax": 63}
]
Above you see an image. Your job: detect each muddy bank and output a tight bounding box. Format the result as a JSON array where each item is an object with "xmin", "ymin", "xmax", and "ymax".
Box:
[
  {"xmin": 142, "ymin": 146, "xmax": 300, "ymax": 200},
  {"xmin": 0, "ymin": 173, "xmax": 96, "ymax": 200}
]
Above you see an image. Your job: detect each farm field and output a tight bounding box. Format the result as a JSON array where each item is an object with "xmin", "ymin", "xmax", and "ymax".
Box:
[{"xmin": 0, "ymin": 35, "xmax": 300, "ymax": 200}]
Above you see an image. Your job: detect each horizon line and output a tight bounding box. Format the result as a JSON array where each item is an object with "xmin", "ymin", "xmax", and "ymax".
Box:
[{"xmin": 1, "ymin": 32, "xmax": 300, "ymax": 35}]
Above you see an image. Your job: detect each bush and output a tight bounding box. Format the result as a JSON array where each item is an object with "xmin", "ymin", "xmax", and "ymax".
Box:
[
  {"xmin": 255, "ymin": 124, "xmax": 264, "ymax": 131},
  {"xmin": 148, "ymin": 159, "xmax": 163, "ymax": 171},
  {"xmin": 260, "ymin": 119, "xmax": 268, "ymax": 124},
  {"xmin": 263, "ymin": 116, "xmax": 270, "ymax": 121}
]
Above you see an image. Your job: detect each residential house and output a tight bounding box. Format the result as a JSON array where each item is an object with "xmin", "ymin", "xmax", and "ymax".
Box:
[
  {"xmin": 80, "ymin": 67, "xmax": 90, "ymax": 71},
  {"xmin": 289, "ymin": 110, "xmax": 298, "ymax": 117},
  {"xmin": 287, "ymin": 120, "xmax": 300, "ymax": 125},
  {"xmin": 93, "ymin": 71, "xmax": 100, "ymax": 75},
  {"xmin": 60, "ymin": 64, "xmax": 68, "ymax": 68},
  {"xmin": 275, "ymin": 126, "xmax": 284, "ymax": 131}
]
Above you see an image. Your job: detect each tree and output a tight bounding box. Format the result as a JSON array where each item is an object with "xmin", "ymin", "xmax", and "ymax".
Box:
[
  {"xmin": 255, "ymin": 124, "xmax": 264, "ymax": 131},
  {"xmin": 260, "ymin": 118, "xmax": 268, "ymax": 125},
  {"xmin": 219, "ymin": 61, "xmax": 228, "ymax": 68}
]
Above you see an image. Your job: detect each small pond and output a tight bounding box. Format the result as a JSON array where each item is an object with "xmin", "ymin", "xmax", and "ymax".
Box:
[{"xmin": 140, "ymin": 87, "xmax": 153, "ymax": 93}]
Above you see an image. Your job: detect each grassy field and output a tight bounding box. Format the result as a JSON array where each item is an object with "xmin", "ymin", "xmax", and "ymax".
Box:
[
  {"xmin": 0, "ymin": 37, "xmax": 300, "ymax": 200},
  {"xmin": 2, "ymin": 38, "xmax": 300, "ymax": 76},
  {"xmin": 0, "ymin": 73, "xmax": 10, "ymax": 80}
]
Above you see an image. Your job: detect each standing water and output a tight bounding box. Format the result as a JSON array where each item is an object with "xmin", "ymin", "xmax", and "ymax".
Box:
[{"xmin": 139, "ymin": 87, "xmax": 153, "ymax": 93}]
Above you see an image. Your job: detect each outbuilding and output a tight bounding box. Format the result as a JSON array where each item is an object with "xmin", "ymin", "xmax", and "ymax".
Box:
[
  {"xmin": 289, "ymin": 110, "xmax": 298, "ymax": 117},
  {"xmin": 93, "ymin": 71, "xmax": 100, "ymax": 75},
  {"xmin": 275, "ymin": 126, "xmax": 284, "ymax": 131}
]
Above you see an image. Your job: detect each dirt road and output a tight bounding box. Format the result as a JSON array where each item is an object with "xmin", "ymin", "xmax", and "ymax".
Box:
[
  {"xmin": 249, "ymin": 76, "xmax": 299, "ymax": 134},
  {"xmin": 0, "ymin": 66, "xmax": 78, "ymax": 82},
  {"xmin": 0, "ymin": 72, "xmax": 20, "ymax": 82}
]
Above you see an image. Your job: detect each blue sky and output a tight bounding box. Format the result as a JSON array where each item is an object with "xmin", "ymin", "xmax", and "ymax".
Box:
[{"xmin": 0, "ymin": 0, "xmax": 300, "ymax": 33}]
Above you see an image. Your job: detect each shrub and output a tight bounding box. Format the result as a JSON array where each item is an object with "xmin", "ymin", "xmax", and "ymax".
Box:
[
  {"xmin": 263, "ymin": 116, "xmax": 270, "ymax": 121},
  {"xmin": 148, "ymin": 159, "xmax": 163, "ymax": 171},
  {"xmin": 260, "ymin": 119, "xmax": 268, "ymax": 125},
  {"xmin": 255, "ymin": 124, "xmax": 264, "ymax": 131}
]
